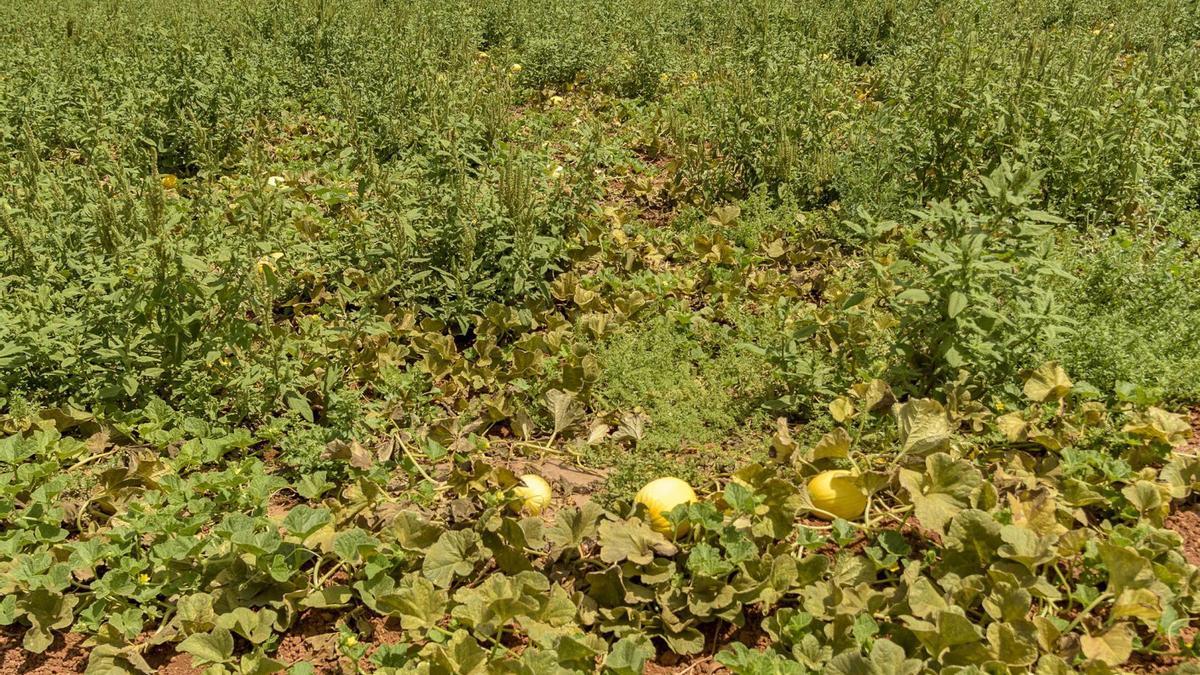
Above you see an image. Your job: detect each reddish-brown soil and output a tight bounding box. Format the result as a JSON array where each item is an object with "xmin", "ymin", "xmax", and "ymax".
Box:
[
  {"xmin": 1166, "ymin": 507, "xmax": 1200, "ymax": 567},
  {"xmin": 0, "ymin": 630, "xmax": 90, "ymax": 675},
  {"xmin": 1183, "ymin": 408, "xmax": 1200, "ymax": 455},
  {"xmin": 144, "ymin": 648, "xmax": 202, "ymax": 675}
]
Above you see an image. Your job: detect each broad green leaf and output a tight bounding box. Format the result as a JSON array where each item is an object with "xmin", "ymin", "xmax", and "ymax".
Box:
[
  {"xmin": 423, "ymin": 530, "xmax": 483, "ymax": 589},
  {"xmin": 724, "ymin": 482, "xmax": 756, "ymax": 514},
  {"xmin": 545, "ymin": 389, "xmax": 584, "ymax": 437},
  {"xmin": 894, "ymin": 399, "xmax": 951, "ymax": 456},
  {"xmin": 1110, "ymin": 588, "xmax": 1161, "ymax": 627},
  {"xmin": 300, "ymin": 586, "xmax": 353, "ymax": 609},
  {"xmin": 1022, "ymin": 362, "xmax": 1071, "ymax": 402},
  {"xmin": 605, "ymin": 634, "xmax": 655, "ymax": 675},
  {"xmin": 546, "ymin": 502, "xmax": 604, "ymax": 552},
  {"xmin": 812, "ymin": 428, "xmax": 851, "ymax": 460},
  {"xmin": 898, "ymin": 453, "xmax": 981, "ymax": 535},
  {"xmin": 597, "ymin": 519, "xmax": 677, "ymax": 565},
  {"xmin": 986, "ymin": 621, "xmax": 1037, "ymax": 667},
  {"xmin": 332, "ymin": 527, "xmax": 379, "ymax": 564},
  {"xmin": 687, "ymin": 542, "xmax": 734, "ymax": 578},
  {"xmin": 177, "ymin": 628, "xmax": 234, "ymax": 665},
  {"xmin": 281, "ymin": 505, "xmax": 332, "ymax": 539},
  {"xmin": 947, "ymin": 291, "xmax": 967, "ymax": 318},
  {"xmin": 425, "ymin": 630, "xmax": 489, "ymax": 674},
  {"xmin": 1096, "ymin": 543, "xmax": 1154, "ymax": 595},
  {"xmin": 391, "ymin": 575, "xmax": 449, "ymax": 631},
  {"xmin": 1080, "ymin": 623, "xmax": 1133, "ymax": 666},
  {"xmin": 1122, "ymin": 407, "xmax": 1192, "ymax": 445}
]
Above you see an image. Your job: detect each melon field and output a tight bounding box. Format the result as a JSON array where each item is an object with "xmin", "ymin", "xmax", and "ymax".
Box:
[{"xmin": 4, "ymin": 0, "xmax": 1200, "ymax": 672}]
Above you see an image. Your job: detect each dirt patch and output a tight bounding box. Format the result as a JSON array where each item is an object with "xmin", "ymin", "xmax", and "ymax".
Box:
[
  {"xmin": 274, "ymin": 610, "xmax": 343, "ymax": 672},
  {"xmin": 644, "ymin": 614, "xmax": 771, "ymax": 675},
  {"xmin": 1180, "ymin": 407, "xmax": 1200, "ymax": 456},
  {"xmin": 1166, "ymin": 507, "xmax": 1200, "ymax": 567},
  {"xmin": 145, "ymin": 647, "xmax": 202, "ymax": 675},
  {"xmin": 538, "ymin": 458, "xmax": 607, "ymax": 490},
  {"xmin": 0, "ymin": 630, "xmax": 90, "ymax": 675}
]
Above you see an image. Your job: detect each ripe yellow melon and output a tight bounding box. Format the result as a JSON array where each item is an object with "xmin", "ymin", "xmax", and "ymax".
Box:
[
  {"xmin": 807, "ymin": 470, "xmax": 866, "ymax": 520},
  {"xmin": 634, "ymin": 477, "xmax": 697, "ymax": 536},
  {"xmin": 514, "ymin": 474, "xmax": 552, "ymax": 515}
]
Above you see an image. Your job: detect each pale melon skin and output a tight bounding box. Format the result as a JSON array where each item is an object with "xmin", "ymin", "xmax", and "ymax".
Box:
[
  {"xmin": 635, "ymin": 477, "xmax": 698, "ymax": 535},
  {"xmin": 807, "ymin": 470, "xmax": 867, "ymax": 520},
  {"xmin": 514, "ymin": 474, "xmax": 552, "ymax": 515}
]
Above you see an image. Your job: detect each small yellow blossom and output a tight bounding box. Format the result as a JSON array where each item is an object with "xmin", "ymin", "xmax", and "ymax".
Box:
[
  {"xmin": 160, "ymin": 174, "xmax": 177, "ymax": 190},
  {"xmin": 138, "ymin": 573, "xmax": 150, "ymax": 585},
  {"xmin": 344, "ymin": 636, "xmax": 358, "ymax": 647},
  {"xmin": 510, "ymin": 63, "xmax": 522, "ymax": 73},
  {"xmin": 549, "ymin": 95, "xmax": 565, "ymax": 106},
  {"xmin": 256, "ymin": 252, "xmax": 284, "ymax": 275}
]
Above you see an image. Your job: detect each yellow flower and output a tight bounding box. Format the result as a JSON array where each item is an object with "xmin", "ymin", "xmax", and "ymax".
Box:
[
  {"xmin": 659, "ymin": 72, "xmax": 670, "ymax": 83},
  {"xmin": 256, "ymin": 252, "xmax": 284, "ymax": 275},
  {"xmin": 549, "ymin": 95, "xmax": 565, "ymax": 106},
  {"xmin": 344, "ymin": 636, "xmax": 358, "ymax": 647},
  {"xmin": 160, "ymin": 174, "xmax": 177, "ymax": 190},
  {"xmin": 138, "ymin": 573, "xmax": 150, "ymax": 585},
  {"xmin": 510, "ymin": 63, "xmax": 522, "ymax": 73}
]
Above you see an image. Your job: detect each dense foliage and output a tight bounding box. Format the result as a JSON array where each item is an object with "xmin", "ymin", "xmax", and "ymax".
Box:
[{"xmin": 1, "ymin": 0, "xmax": 1199, "ymax": 672}]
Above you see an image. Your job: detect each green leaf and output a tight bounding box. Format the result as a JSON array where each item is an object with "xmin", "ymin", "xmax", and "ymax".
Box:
[
  {"xmin": 286, "ymin": 394, "xmax": 314, "ymax": 423},
  {"xmin": 425, "ymin": 630, "xmax": 489, "ymax": 673},
  {"xmin": 605, "ymin": 634, "xmax": 655, "ymax": 675},
  {"xmin": 1110, "ymin": 588, "xmax": 1161, "ymax": 627},
  {"xmin": 947, "ymin": 291, "xmax": 967, "ymax": 318},
  {"xmin": 332, "ymin": 527, "xmax": 379, "ymax": 564},
  {"xmin": 598, "ymin": 518, "xmax": 677, "ymax": 564},
  {"xmin": 1022, "ymin": 362, "xmax": 1072, "ymax": 402},
  {"xmin": 282, "ymin": 506, "xmax": 332, "ymax": 539},
  {"xmin": 1096, "ymin": 542, "xmax": 1154, "ymax": 595},
  {"xmin": 686, "ymin": 542, "xmax": 734, "ymax": 578},
  {"xmin": 423, "ymin": 530, "xmax": 483, "ymax": 588},
  {"xmin": 546, "ymin": 502, "xmax": 604, "ymax": 552},
  {"xmin": 896, "ymin": 288, "xmax": 930, "ymax": 303},
  {"xmin": 300, "ymin": 586, "xmax": 353, "ymax": 609},
  {"xmin": 893, "ymin": 399, "xmax": 951, "ymax": 456},
  {"xmin": 724, "ymin": 482, "xmax": 757, "ymax": 514},
  {"xmin": 811, "ymin": 428, "xmax": 851, "ymax": 460},
  {"xmin": 898, "ymin": 453, "xmax": 981, "ymax": 535},
  {"xmin": 1080, "ymin": 623, "xmax": 1133, "ymax": 666},
  {"xmin": 177, "ymin": 628, "xmax": 235, "ymax": 665},
  {"xmin": 545, "ymin": 389, "xmax": 584, "ymax": 438},
  {"xmin": 986, "ymin": 621, "xmax": 1037, "ymax": 667}
]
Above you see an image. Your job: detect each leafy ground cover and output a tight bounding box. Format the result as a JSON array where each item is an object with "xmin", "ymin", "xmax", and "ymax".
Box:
[{"xmin": 2, "ymin": 0, "xmax": 1200, "ymax": 672}]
